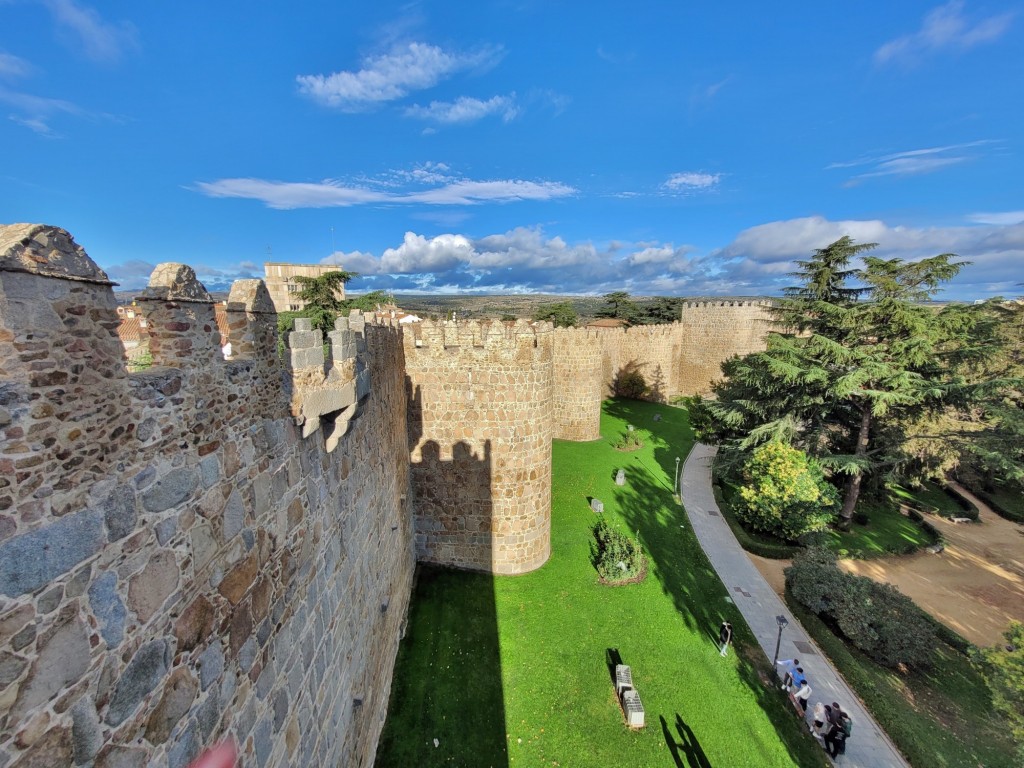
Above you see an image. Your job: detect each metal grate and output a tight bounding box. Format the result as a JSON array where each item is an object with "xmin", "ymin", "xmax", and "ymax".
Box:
[{"xmin": 793, "ymin": 640, "xmax": 818, "ymax": 656}]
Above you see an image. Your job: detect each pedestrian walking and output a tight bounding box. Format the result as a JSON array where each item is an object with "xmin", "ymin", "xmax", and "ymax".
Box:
[
  {"xmin": 718, "ymin": 621, "xmax": 733, "ymax": 656},
  {"xmin": 776, "ymin": 657, "xmax": 800, "ymax": 688},
  {"xmin": 824, "ymin": 705, "xmax": 850, "ymax": 758},
  {"xmin": 793, "ymin": 680, "xmax": 812, "ymax": 713}
]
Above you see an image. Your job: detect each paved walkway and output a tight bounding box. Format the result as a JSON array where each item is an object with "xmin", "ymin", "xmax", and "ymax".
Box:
[{"xmin": 681, "ymin": 444, "xmax": 909, "ymax": 768}]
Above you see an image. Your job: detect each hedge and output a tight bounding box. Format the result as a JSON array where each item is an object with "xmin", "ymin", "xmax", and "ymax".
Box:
[{"xmin": 711, "ymin": 482, "xmax": 801, "ymax": 559}]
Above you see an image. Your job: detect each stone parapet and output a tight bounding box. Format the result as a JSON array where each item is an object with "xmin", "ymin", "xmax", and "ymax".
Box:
[{"xmin": 0, "ymin": 225, "xmax": 414, "ymax": 768}]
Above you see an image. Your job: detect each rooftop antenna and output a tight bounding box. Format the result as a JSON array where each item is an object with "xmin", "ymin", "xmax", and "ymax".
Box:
[{"xmin": 330, "ymin": 226, "xmax": 335, "ymax": 255}]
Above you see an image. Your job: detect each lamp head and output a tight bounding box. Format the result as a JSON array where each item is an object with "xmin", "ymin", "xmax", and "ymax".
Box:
[{"xmin": 776, "ymin": 615, "xmax": 788, "ymax": 629}]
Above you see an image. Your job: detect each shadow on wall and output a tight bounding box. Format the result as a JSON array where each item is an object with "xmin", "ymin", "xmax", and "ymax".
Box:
[
  {"xmin": 604, "ymin": 398, "xmax": 812, "ymax": 764},
  {"xmin": 375, "ymin": 565, "xmax": 508, "ymax": 768}
]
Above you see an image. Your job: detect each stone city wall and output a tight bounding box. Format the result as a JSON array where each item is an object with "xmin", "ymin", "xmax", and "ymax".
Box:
[
  {"xmin": 550, "ymin": 329, "xmax": 603, "ymax": 441},
  {"xmin": 404, "ymin": 320, "xmax": 553, "ymax": 575},
  {"xmin": 675, "ymin": 300, "xmax": 774, "ymax": 395},
  {"xmin": 0, "ymin": 225, "xmax": 414, "ymax": 768}
]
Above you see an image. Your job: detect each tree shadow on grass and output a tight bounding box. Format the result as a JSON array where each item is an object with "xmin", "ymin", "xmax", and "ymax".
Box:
[{"xmin": 604, "ymin": 398, "xmax": 825, "ymax": 767}]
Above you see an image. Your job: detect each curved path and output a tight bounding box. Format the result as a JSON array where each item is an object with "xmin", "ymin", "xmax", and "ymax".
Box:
[{"xmin": 681, "ymin": 444, "xmax": 908, "ymax": 768}]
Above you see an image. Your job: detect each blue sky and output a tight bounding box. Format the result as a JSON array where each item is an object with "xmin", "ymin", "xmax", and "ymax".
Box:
[{"xmin": 1, "ymin": 1, "xmax": 1022, "ymax": 299}]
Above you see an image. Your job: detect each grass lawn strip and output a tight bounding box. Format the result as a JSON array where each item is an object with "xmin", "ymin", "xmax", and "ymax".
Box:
[{"xmin": 376, "ymin": 399, "xmax": 825, "ymax": 767}]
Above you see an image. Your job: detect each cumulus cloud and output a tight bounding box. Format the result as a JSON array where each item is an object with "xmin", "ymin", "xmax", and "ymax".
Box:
[
  {"xmin": 41, "ymin": 0, "xmax": 139, "ymax": 62},
  {"xmin": 663, "ymin": 172, "xmax": 721, "ymax": 192},
  {"xmin": 195, "ymin": 174, "xmax": 575, "ymax": 209},
  {"xmin": 309, "ymin": 216, "xmax": 1024, "ymax": 300},
  {"xmin": 405, "ymin": 94, "xmax": 518, "ymax": 125},
  {"xmin": 711, "ymin": 215, "xmax": 1024, "ymax": 298},
  {"xmin": 828, "ymin": 140, "xmax": 993, "ymax": 184},
  {"xmin": 312, "ymin": 227, "xmax": 702, "ymax": 295},
  {"xmin": 296, "ymin": 42, "xmax": 502, "ymax": 110},
  {"xmin": 875, "ymin": 1, "xmax": 1013, "ymax": 66}
]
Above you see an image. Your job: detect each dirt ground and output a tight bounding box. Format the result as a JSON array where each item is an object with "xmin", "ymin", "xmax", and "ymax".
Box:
[{"xmin": 748, "ymin": 484, "xmax": 1024, "ymax": 647}]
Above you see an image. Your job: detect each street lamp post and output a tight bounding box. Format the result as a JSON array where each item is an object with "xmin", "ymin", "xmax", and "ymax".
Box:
[
  {"xmin": 675, "ymin": 456, "xmax": 680, "ymax": 498},
  {"xmin": 771, "ymin": 614, "xmax": 789, "ymax": 678}
]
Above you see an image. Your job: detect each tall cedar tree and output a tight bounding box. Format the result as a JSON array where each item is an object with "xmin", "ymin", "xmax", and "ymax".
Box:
[{"xmin": 692, "ymin": 237, "xmax": 1003, "ymax": 528}]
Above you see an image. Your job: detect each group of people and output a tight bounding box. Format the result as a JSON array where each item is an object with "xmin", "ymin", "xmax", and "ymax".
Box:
[{"xmin": 777, "ymin": 658, "xmax": 852, "ymax": 759}]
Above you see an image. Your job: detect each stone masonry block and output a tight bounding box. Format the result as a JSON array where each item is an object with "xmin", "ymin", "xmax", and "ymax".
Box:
[
  {"xmin": 290, "ymin": 346, "xmax": 325, "ymax": 370},
  {"xmin": 288, "ymin": 330, "xmax": 322, "ymax": 350}
]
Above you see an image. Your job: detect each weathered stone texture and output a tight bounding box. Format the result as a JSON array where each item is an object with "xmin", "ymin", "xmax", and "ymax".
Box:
[
  {"xmin": 0, "ymin": 226, "xmax": 413, "ymax": 768},
  {"xmin": 405, "ymin": 319, "xmax": 553, "ymax": 574}
]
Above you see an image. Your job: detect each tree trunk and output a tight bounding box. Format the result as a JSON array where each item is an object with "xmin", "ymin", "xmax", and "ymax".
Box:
[{"xmin": 838, "ymin": 404, "xmax": 872, "ymax": 531}]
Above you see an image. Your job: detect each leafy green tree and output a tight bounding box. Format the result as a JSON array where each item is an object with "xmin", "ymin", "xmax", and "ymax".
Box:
[
  {"xmin": 695, "ymin": 237, "xmax": 1006, "ymax": 528},
  {"xmin": 294, "ymin": 270, "xmax": 358, "ymax": 313},
  {"xmin": 532, "ymin": 301, "xmax": 578, "ymax": 328},
  {"xmin": 737, "ymin": 441, "xmax": 838, "ymax": 541},
  {"xmin": 597, "ymin": 291, "xmax": 639, "ymax": 322},
  {"xmin": 975, "ymin": 621, "xmax": 1024, "ymax": 756},
  {"xmin": 342, "ymin": 289, "xmax": 390, "ymax": 312},
  {"xmin": 635, "ymin": 296, "xmax": 683, "ymax": 324}
]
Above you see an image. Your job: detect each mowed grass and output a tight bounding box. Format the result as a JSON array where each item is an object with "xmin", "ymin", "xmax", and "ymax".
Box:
[
  {"xmin": 376, "ymin": 399, "xmax": 826, "ymax": 767},
  {"xmin": 825, "ymin": 497, "xmax": 934, "ymax": 558}
]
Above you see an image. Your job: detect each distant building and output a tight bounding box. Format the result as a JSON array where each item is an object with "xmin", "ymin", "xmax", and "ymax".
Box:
[{"xmin": 263, "ymin": 262, "xmax": 346, "ymax": 313}]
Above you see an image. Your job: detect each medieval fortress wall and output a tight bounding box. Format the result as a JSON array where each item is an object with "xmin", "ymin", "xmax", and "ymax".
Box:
[
  {"xmin": 404, "ymin": 320, "xmax": 553, "ymax": 575},
  {"xmin": 0, "ymin": 225, "xmax": 771, "ymax": 767}
]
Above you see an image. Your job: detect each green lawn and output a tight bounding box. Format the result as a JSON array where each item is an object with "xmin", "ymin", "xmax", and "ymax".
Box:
[
  {"xmin": 824, "ymin": 497, "xmax": 935, "ymax": 558},
  {"xmin": 377, "ymin": 399, "xmax": 826, "ymax": 767},
  {"xmin": 890, "ymin": 481, "xmax": 973, "ymax": 519},
  {"xmin": 787, "ymin": 592, "xmax": 1019, "ymax": 768}
]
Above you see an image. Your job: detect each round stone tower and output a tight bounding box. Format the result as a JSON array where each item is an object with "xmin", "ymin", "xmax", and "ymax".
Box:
[{"xmin": 404, "ymin": 319, "xmax": 553, "ymax": 574}]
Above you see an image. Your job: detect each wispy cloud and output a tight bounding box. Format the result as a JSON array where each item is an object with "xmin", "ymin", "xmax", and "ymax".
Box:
[
  {"xmin": 296, "ymin": 42, "xmax": 503, "ymax": 111},
  {"xmin": 875, "ymin": 1, "xmax": 1013, "ymax": 66},
  {"xmin": 405, "ymin": 94, "xmax": 518, "ymax": 125},
  {"xmin": 828, "ymin": 140, "xmax": 993, "ymax": 184},
  {"xmin": 0, "ymin": 51, "xmax": 31, "ymax": 79},
  {"xmin": 41, "ymin": 0, "xmax": 139, "ymax": 62},
  {"xmin": 663, "ymin": 172, "xmax": 721, "ymax": 192},
  {"xmin": 0, "ymin": 87, "xmax": 83, "ymax": 136},
  {"xmin": 967, "ymin": 210, "xmax": 1024, "ymax": 225},
  {"xmin": 195, "ymin": 172, "xmax": 575, "ymax": 210}
]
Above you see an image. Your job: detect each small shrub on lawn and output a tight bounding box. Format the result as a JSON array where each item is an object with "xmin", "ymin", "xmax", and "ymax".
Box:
[
  {"xmin": 612, "ymin": 431, "xmax": 644, "ymax": 452},
  {"xmin": 590, "ymin": 518, "xmax": 647, "ymax": 584},
  {"xmin": 786, "ymin": 547, "xmax": 936, "ymax": 669}
]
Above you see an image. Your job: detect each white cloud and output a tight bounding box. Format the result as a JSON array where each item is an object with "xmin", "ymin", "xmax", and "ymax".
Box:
[
  {"xmin": 405, "ymin": 94, "xmax": 518, "ymax": 124},
  {"xmin": 875, "ymin": 1, "xmax": 1013, "ymax": 66},
  {"xmin": 712, "ymin": 215, "xmax": 1024, "ymax": 298},
  {"xmin": 663, "ymin": 172, "xmax": 721, "ymax": 191},
  {"xmin": 828, "ymin": 140, "xmax": 993, "ymax": 184},
  {"xmin": 195, "ymin": 174, "xmax": 575, "ymax": 209},
  {"xmin": 296, "ymin": 42, "xmax": 502, "ymax": 110},
  {"xmin": 967, "ymin": 211, "xmax": 1024, "ymax": 225},
  {"xmin": 0, "ymin": 52, "xmax": 31, "ymax": 79},
  {"xmin": 41, "ymin": 0, "xmax": 138, "ymax": 62},
  {"xmin": 0, "ymin": 87, "xmax": 84, "ymax": 136}
]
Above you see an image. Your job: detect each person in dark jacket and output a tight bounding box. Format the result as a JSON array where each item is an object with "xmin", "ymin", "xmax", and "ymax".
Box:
[{"xmin": 718, "ymin": 621, "xmax": 733, "ymax": 657}]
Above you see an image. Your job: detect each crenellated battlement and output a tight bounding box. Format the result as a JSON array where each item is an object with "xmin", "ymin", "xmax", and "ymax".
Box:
[
  {"xmin": 403, "ymin": 318, "xmax": 552, "ymax": 355},
  {"xmin": 680, "ymin": 299, "xmax": 774, "ymax": 309}
]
